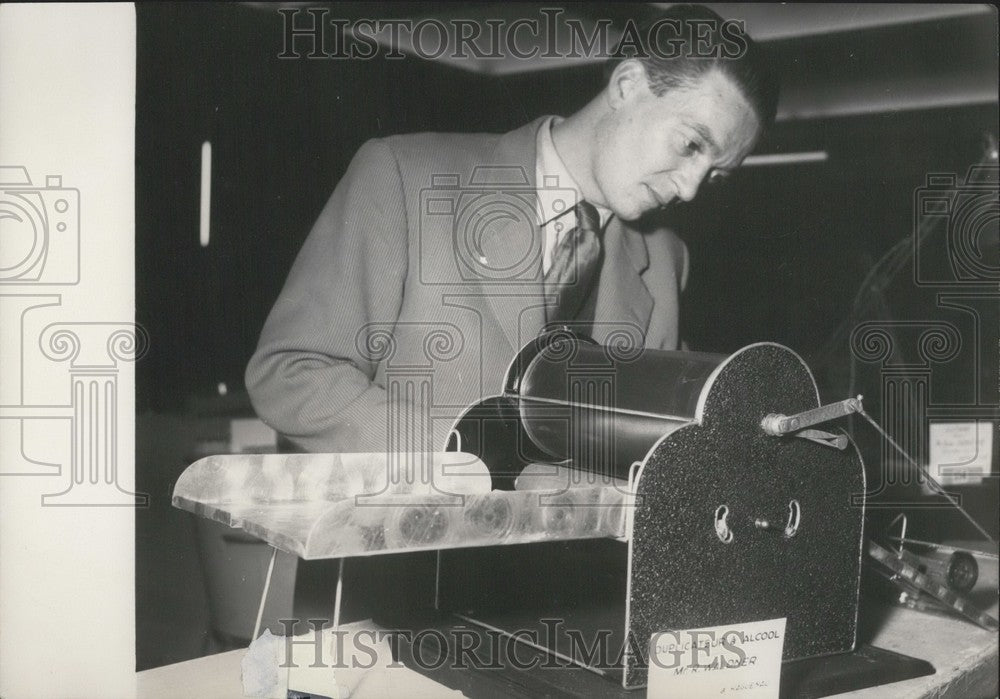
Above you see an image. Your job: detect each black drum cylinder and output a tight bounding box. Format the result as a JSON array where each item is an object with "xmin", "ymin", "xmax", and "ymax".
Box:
[{"xmin": 509, "ymin": 335, "xmax": 727, "ymax": 478}]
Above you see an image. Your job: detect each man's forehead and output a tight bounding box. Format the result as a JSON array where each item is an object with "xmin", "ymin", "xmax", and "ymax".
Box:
[
  {"xmin": 702, "ymin": 115, "xmax": 760, "ymax": 168},
  {"xmin": 671, "ymin": 92, "xmax": 760, "ymax": 166}
]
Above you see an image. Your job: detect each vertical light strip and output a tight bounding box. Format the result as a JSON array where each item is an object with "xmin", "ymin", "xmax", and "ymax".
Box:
[{"xmin": 199, "ymin": 140, "xmax": 212, "ymax": 247}]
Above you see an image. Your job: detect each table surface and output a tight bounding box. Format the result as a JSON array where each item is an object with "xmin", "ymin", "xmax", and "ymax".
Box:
[{"xmin": 137, "ymin": 603, "xmax": 998, "ymax": 699}]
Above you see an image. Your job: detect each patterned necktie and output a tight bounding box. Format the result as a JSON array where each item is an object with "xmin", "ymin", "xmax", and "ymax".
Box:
[{"xmin": 544, "ymin": 200, "xmax": 603, "ymax": 324}]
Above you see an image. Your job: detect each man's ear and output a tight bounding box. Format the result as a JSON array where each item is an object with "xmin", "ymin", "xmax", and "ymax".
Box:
[{"xmin": 607, "ymin": 59, "xmax": 650, "ymax": 109}]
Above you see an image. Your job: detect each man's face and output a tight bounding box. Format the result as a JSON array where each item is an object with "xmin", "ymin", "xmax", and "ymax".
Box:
[{"xmin": 592, "ymin": 65, "xmax": 761, "ymax": 221}]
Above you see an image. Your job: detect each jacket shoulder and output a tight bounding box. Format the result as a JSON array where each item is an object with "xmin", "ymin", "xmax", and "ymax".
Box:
[
  {"xmin": 645, "ymin": 224, "xmax": 690, "ymax": 291},
  {"xmin": 376, "ymin": 131, "xmax": 504, "ymax": 165}
]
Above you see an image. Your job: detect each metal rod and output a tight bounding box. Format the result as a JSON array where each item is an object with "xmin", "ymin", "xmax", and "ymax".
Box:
[
  {"xmin": 252, "ymin": 546, "xmax": 278, "ymax": 641},
  {"xmin": 332, "ymin": 557, "xmax": 346, "ymax": 631},
  {"xmin": 761, "ymin": 396, "xmax": 863, "ymax": 435},
  {"xmin": 888, "ymin": 512, "xmax": 909, "ymax": 554}
]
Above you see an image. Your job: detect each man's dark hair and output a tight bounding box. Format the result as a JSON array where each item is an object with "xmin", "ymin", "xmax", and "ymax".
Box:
[{"xmin": 605, "ymin": 4, "xmax": 779, "ymax": 129}]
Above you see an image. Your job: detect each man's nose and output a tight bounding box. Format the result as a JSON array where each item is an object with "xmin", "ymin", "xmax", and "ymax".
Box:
[{"xmin": 675, "ymin": 161, "xmax": 711, "ymax": 202}]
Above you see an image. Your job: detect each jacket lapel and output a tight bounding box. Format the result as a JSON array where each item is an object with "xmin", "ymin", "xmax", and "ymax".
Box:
[
  {"xmin": 472, "ymin": 117, "xmax": 656, "ymax": 353},
  {"xmin": 475, "ymin": 118, "xmax": 549, "ymax": 354},
  {"xmin": 591, "ymin": 217, "xmax": 653, "ymax": 345}
]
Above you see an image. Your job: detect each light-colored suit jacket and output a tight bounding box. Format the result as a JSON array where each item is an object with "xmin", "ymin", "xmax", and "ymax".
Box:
[{"xmin": 246, "ymin": 117, "xmax": 688, "ymax": 453}]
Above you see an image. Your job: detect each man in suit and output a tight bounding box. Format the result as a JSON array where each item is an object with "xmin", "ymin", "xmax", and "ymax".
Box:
[{"xmin": 247, "ymin": 5, "xmax": 778, "ymax": 455}]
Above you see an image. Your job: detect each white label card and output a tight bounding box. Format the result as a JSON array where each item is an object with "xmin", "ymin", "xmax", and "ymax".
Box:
[
  {"xmin": 647, "ymin": 617, "xmax": 786, "ymax": 698},
  {"xmin": 927, "ymin": 421, "xmax": 992, "ymax": 488}
]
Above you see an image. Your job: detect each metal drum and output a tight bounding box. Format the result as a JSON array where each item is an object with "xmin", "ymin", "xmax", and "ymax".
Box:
[{"xmin": 506, "ymin": 331, "xmax": 727, "ymax": 478}]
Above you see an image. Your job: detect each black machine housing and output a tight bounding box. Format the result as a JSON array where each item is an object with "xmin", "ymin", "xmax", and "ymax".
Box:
[{"xmin": 439, "ymin": 331, "xmax": 866, "ymax": 689}]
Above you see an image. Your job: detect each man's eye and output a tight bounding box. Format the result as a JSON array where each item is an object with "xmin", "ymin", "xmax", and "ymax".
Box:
[{"xmin": 684, "ymin": 139, "xmax": 703, "ymax": 155}]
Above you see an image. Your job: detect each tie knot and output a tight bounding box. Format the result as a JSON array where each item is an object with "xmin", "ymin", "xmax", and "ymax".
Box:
[{"xmin": 575, "ymin": 200, "xmax": 600, "ymax": 233}]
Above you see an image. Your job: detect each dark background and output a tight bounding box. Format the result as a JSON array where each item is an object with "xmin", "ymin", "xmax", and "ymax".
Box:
[
  {"xmin": 136, "ymin": 3, "xmax": 997, "ymax": 406},
  {"xmin": 135, "ymin": 3, "xmax": 998, "ymax": 671}
]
